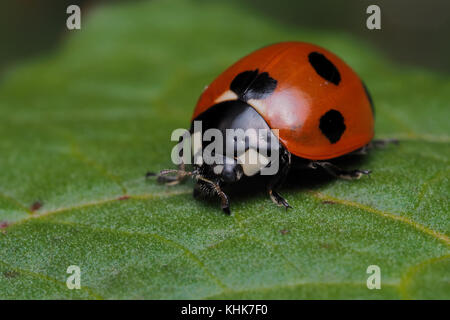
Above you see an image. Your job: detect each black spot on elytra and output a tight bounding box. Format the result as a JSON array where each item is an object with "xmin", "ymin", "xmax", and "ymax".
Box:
[
  {"xmin": 319, "ymin": 109, "xmax": 346, "ymax": 144},
  {"xmin": 362, "ymin": 81, "xmax": 375, "ymax": 115},
  {"xmin": 308, "ymin": 52, "xmax": 341, "ymax": 85},
  {"xmin": 230, "ymin": 69, "xmax": 277, "ymax": 101}
]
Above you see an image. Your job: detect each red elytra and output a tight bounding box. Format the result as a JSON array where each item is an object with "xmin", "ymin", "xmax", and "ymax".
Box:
[{"xmin": 192, "ymin": 41, "xmax": 374, "ymax": 160}]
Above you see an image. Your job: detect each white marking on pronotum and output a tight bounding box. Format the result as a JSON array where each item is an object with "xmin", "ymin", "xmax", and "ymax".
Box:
[
  {"xmin": 214, "ymin": 90, "xmax": 238, "ymax": 104},
  {"xmin": 247, "ymin": 98, "xmax": 267, "ymax": 114},
  {"xmin": 213, "ymin": 165, "xmax": 224, "ymax": 175},
  {"xmin": 237, "ymin": 148, "xmax": 270, "ymax": 176}
]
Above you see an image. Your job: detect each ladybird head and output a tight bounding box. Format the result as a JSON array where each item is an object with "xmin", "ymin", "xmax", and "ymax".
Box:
[
  {"xmin": 213, "ymin": 158, "xmax": 244, "ymax": 183},
  {"xmin": 194, "ymin": 155, "xmax": 244, "ymax": 184}
]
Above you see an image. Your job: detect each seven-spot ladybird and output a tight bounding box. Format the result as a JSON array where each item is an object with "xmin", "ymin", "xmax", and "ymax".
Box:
[{"xmin": 152, "ymin": 41, "xmax": 381, "ymax": 214}]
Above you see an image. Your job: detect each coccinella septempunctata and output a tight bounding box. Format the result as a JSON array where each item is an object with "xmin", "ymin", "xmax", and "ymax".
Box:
[{"xmin": 151, "ymin": 42, "xmax": 388, "ymax": 214}]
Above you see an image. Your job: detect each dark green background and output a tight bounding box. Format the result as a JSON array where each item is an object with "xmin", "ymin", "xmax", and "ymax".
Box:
[{"xmin": 1, "ymin": 0, "xmax": 449, "ymax": 77}]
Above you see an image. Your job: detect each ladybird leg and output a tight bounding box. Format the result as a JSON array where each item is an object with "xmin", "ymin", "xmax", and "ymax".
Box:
[
  {"xmin": 349, "ymin": 144, "xmax": 370, "ymax": 155},
  {"xmin": 371, "ymin": 138, "xmax": 399, "ymax": 148},
  {"xmin": 349, "ymin": 139, "xmax": 399, "ymax": 156},
  {"xmin": 160, "ymin": 137, "xmax": 188, "ymax": 185},
  {"xmin": 164, "ymin": 162, "xmax": 187, "ymax": 186},
  {"xmin": 193, "ymin": 180, "xmax": 216, "ymax": 198},
  {"xmin": 146, "ymin": 163, "xmax": 189, "ymax": 185},
  {"xmin": 309, "ymin": 161, "xmax": 371, "ymax": 180},
  {"xmin": 195, "ymin": 176, "xmax": 231, "ymax": 214},
  {"xmin": 155, "ymin": 173, "xmax": 180, "ymax": 184},
  {"xmin": 349, "ymin": 139, "xmax": 398, "ymax": 156},
  {"xmin": 267, "ymin": 150, "xmax": 292, "ymax": 209},
  {"xmin": 269, "ymin": 190, "xmax": 291, "ymax": 209},
  {"xmin": 217, "ymin": 188, "xmax": 231, "ymax": 215}
]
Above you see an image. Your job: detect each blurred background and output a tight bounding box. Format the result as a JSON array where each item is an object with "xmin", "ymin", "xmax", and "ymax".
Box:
[{"xmin": 1, "ymin": 0, "xmax": 449, "ymax": 79}]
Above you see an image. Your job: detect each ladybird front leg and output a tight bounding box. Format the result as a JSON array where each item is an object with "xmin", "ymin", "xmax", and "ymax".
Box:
[
  {"xmin": 164, "ymin": 162, "xmax": 187, "ymax": 185},
  {"xmin": 210, "ymin": 183, "xmax": 231, "ymax": 215},
  {"xmin": 348, "ymin": 144, "xmax": 370, "ymax": 155},
  {"xmin": 193, "ymin": 180, "xmax": 219, "ymax": 199},
  {"xmin": 309, "ymin": 161, "xmax": 371, "ymax": 180},
  {"xmin": 146, "ymin": 162, "xmax": 188, "ymax": 185},
  {"xmin": 217, "ymin": 190, "xmax": 231, "ymax": 215},
  {"xmin": 350, "ymin": 139, "xmax": 399, "ymax": 156},
  {"xmin": 195, "ymin": 176, "xmax": 231, "ymax": 214}
]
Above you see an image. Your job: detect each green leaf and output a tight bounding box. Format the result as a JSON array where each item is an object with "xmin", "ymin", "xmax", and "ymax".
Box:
[{"xmin": 0, "ymin": 0, "xmax": 448, "ymax": 299}]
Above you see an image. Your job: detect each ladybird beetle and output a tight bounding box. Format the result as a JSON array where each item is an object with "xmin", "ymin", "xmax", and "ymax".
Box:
[{"xmin": 151, "ymin": 41, "xmax": 387, "ymax": 214}]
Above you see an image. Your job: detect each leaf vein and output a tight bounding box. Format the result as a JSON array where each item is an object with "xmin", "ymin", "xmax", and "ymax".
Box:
[
  {"xmin": 398, "ymin": 254, "xmax": 450, "ymax": 299},
  {"xmin": 40, "ymin": 219, "xmax": 229, "ymax": 291},
  {"xmin": 0, "ymin": 259, "xmax": 104, "ymax": 299},
  {"xmin": 311, "ymin": 192, "xmax": 450, "ymax": 246}
]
